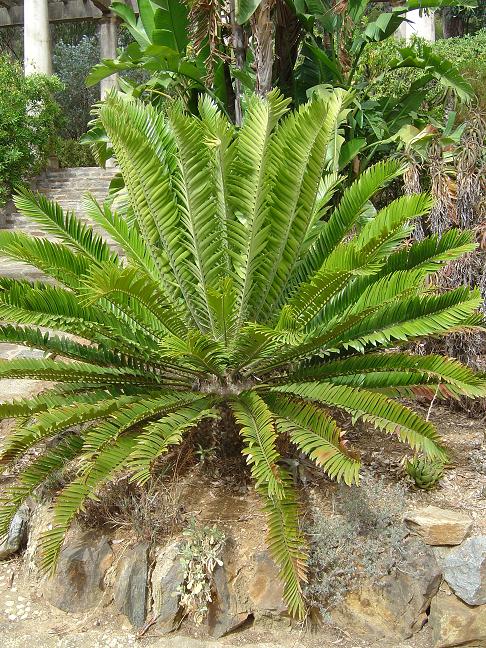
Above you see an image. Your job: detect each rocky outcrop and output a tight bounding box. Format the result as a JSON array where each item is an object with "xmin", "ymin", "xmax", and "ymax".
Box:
[
  {"xmin": 404, "ymin": 506, "xmax": 472, "ymax": 546},
  {"xmin": 113, "ymin": 542, "xmax": 149, "ymax": 628},
  {"xmin": 443, "ymin": 536, "xmax": 486, "ymax": 605},
  {"xmin": 429, "ymin": 586, "xmax": 486, "ymax": 648},
  {"xmin": 207, "ymin": 548, "xmax": 286, "ymax": 638},
  {"xmin": 207, "ymin": 562, "xmax": 248, "ymax": 638},
  {"xmin": 150, "ymin": 540, "xmax": 184, "ymax": 633},
  {"xmin": 0, "ymin": 504, "xmax": 29, "ymax": 560},
  {"xmin": 45, "ymin": 530, "xmax": 113, "ymax": 612},
  {"xmin": 335, "ymin": 539, "xmax": 441, "ymax": 639}
]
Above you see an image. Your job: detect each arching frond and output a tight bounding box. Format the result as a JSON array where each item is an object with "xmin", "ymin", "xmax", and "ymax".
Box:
[{"xmin": 272, "ymin": 382, "xmax": 447, "ymax": 460}]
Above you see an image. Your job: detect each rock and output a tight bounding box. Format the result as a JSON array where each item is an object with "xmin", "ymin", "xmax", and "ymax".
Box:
[
  {"xmin": 429, "ymin": 586, "xmax": 486, "ymax": 648},
  {"xmin": 45, "ymin": 530, "xmax": 113, "ymax": 612},
  {"xmin": 247, "ymin": 551, "xmax": 287, "ymax": 616},
  {"xmin": 404, "ymin": 506, "xmax": 472, "ymax": 546},
  {"xmin": 335, "ymin": 539, "xmax": 442, "ymax": 639},
  {"xmin": 151, "ymin": 540, "xmax": 184, "ymax": 633},
  {"xmin": 113, "ymin": 543, "xmax": 149, "ymax": 627},
  {"xmin": 207, "ymin": 562, "xmax": 249, "ymax": 638},
  {"xmin": 0, "ymin": 505, "xmax": 29, "ymax": 560},
  {"xmin": 443, "ymin": 536, "xmax": 486, "ymax": 605}
]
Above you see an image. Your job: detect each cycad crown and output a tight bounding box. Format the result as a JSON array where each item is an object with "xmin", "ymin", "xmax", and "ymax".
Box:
[{"xmin": 0, "ymin": 89, "xmax": 484, "ymax": 619}]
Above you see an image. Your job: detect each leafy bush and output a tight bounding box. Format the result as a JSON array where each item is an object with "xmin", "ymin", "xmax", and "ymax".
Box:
[
  {"xmin": 0, "ymin": 55, "xmax": 62, "ymax": 205},
  {"xmin": 53, "ymin": 35, "xmax": 100, "ymax": 139},
  {"xmin": 53, "ymin": 137, "xmax": 96, "ymax": 168},
  {"xmin": 0, "ymin": 90, "xmax": 485, "ymax": 619},
  {"xmin": 305, "ymin": 478, "xmax": 408, "ymax": 617},
  {"xmin": 362, "ymin": 30, "xmax": 486, "ymax": 115},
  {"xmin": 433, "ymin": 30, "xmax": 486, "ymax": 111},
  {"xmin": 177, "ymin": 519, "xmax": 225, "ymax": 624}
]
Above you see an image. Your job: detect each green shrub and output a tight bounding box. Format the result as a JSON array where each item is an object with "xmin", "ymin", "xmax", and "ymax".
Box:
[
  {"xmin": 53, "ymin": 137, "xmax": 96, "ymax": 168},
  {"xmin": 177, "ymin": 519, "xmax": 226, "ymax": 624},
  {"xmin": 0, "ymin": 90, "xmax": 485, "ymax": 619},
  {"xmin": 361, "ymin": 31, "xmax": 486, "ymax": 114},
  {"xmin": 305, "ymin": 478, "xmax": 408, "ymax": 617},
  {"xmin": 433, "ymin": 30, "xmax": 486, "ymax": 112},
  {"xmin": 0, "ymin": 55, "xmax": 62, "ymax": 205},
  {"xmin": 53, "ymin": 35, "xmax": 99, "ymax": 139}
]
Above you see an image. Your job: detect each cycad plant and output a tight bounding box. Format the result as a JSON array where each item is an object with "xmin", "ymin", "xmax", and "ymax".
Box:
[{"xmin": 0, "ymin": 89, "xmax": 485, "ymax": 619}]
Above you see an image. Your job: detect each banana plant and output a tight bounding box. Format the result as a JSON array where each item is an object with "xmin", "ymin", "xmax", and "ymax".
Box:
[{"xmin": 1, "ymin": 90, "xmax": 485, "ymax": 619}]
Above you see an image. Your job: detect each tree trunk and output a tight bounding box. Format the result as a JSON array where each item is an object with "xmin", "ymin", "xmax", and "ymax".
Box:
[
  {"xmin": 442, "ymin": 8, "xmax": 465, "ymax": 38},
  {"xmin": 229, "ymin": 0, "xmax": 246, "ymax": 125},
  {"xmin": 273, "ymin": 0, "xmax": 301, "ymax": 100},
  {"xmin": 251, "ymin": 0, "xmax": 274, "ymax": 97}
]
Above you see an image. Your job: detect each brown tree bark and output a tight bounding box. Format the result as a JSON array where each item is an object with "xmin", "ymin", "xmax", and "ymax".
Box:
[
  {"xmin": 229, "ymin": 0, "xmax": 247, "ymax": 124},
  {"xmin": 273, "ymin": 0, "xmax": 301, "ymax": 99},
  {"xmin": 251, "ymin": 0, "xmax": 275, "ymax": 97},
  {"xmin": 442, "ymin": 7, "xmax": 465, "ymax": 38}
]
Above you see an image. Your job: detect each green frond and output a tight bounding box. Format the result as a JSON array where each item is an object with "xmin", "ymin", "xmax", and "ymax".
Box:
[
  {"xmin": 379, "ymin": 228, "xmax": 478, "ymax": 275},
  {"xmin": 160, "ymin": 330, "xmax": 228, "ymax": 375},
  {"xmin": 264, "ymin": 392, "xmax": 360, "ymax": 485},
  {"xmin": 100, "ymin": 96, "xmax": 203, "ymax": 327},
  {"xmin": 231, "ymin": 90, "xmax": 291, "ymax": 326},
  {"xmin": 168, "ymin": 107, "xmax": 223, "ymax": 333},
  {"xmin": 13, "ymin": 187, "xmax": 116, "ymax": 264},
  {"xmin": 284, "ymin": 352, "xmax": 486, "ymax": 398},
  {"xmin": 231, "ymin": 392, "xmax": 285, "ymax": 498},
  {"xmin": 252, "ymin": 90, "xmax": 350, "ymax": 320},
  {"xmin": 0, "ymin": 230, "xmax": 90, "ymax": 288},
  {"xmin": 207, "ymin": 278, "xmax": 238, "ymax": 346},
  {"xmin": 258, "ymin": 474, "xmax": 308, "ymax": 620},
  {"xmin": 81, "ymin": 262, "xmax": 188, "ymax": 339},
  {"xmin": 82, "ymin": 195, "xmax": 160, "ymax": 282},
  {"xmin": 0, "ymin": 435, "xmax": 84, "ymax": 538},
  {"xmin": 272, "ymin": 382, "xmax": 446, "ymax": 460},
  {"xmin": 295, "ymin": 160, "xmax": 404, "ymax": 285},
  {"xmin": 0, "ymin": 325, "xmax": 135, "ymax": 368},
  {"xmin": 0, "ymin": 393, "xmax": 139, "ymax": 464},
  {"xmin": 0, "ymin": 358, "xmax": 159, "ymax": 385},
  {"xmin": 0, "ymin": 386, "xmax": 127, "ymax": 420},
  {"xmin": 80, "ymin": 391, "xmax": 204, "ymax": 455},
  {"xmin": 39, "ymin": 433, "xmax": 137, "ymax": 573},
  {"xmin": 198, "ymin": 95, "xmax": 235, "ymax": 275},
  {"xmin": 128, "ymin": 398, "xmax": 217, "ymax": 484}
]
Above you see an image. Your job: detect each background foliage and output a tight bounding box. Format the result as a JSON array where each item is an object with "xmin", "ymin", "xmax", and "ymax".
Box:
[{"xmin": 0, "ymin": 55, "xmax": 61, "ymax": 205}]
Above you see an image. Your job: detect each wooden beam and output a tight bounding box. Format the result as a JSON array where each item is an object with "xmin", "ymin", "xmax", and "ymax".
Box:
[{"xmin": 0, "ymin": 0, "xmax": 137, "ymax": 27}]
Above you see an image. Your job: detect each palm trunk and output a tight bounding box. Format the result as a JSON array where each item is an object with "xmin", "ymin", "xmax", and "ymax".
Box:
[
  {"xmin": 251, "ymin": 0, "xmax": 274, "ymax": 97},
  {"xmin": 273, "ymin": 0, "xmax": 301, "ymax": 100},
  {"xmin": 229, "ymin": 0, "xmax": 246, "ymax": 125}
]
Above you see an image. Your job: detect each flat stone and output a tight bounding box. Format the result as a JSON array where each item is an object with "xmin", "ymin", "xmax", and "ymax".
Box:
[
  {"xmin": 151, "ymin": 540, "xmax": 184, "ymax": 633},
  {"xmin": 45, "ymin": 530, "xmax": 113, "ymax": 612},
  {"xmin": 113, "ymin": 542, "xmax": 149, "ymax": 628},
  {"xmin": 429, "ymin": 587, "xmax": 486, "ymax": 648},
  {"xmin": 0, "ymin": 505, "xmax": 29, "ymax": 560},
  {"xmin": 443, "ymin": 536, "xmax": 486, "ymax": 605},
  {"xmin": 404, "ymin": 506, "xmax": 472, "ymax": 546}
]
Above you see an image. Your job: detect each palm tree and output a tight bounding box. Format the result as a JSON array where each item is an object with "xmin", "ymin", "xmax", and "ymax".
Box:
[{"xmin": 0, "ymin": 89, "xmax": 484, "ymax": 618}]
